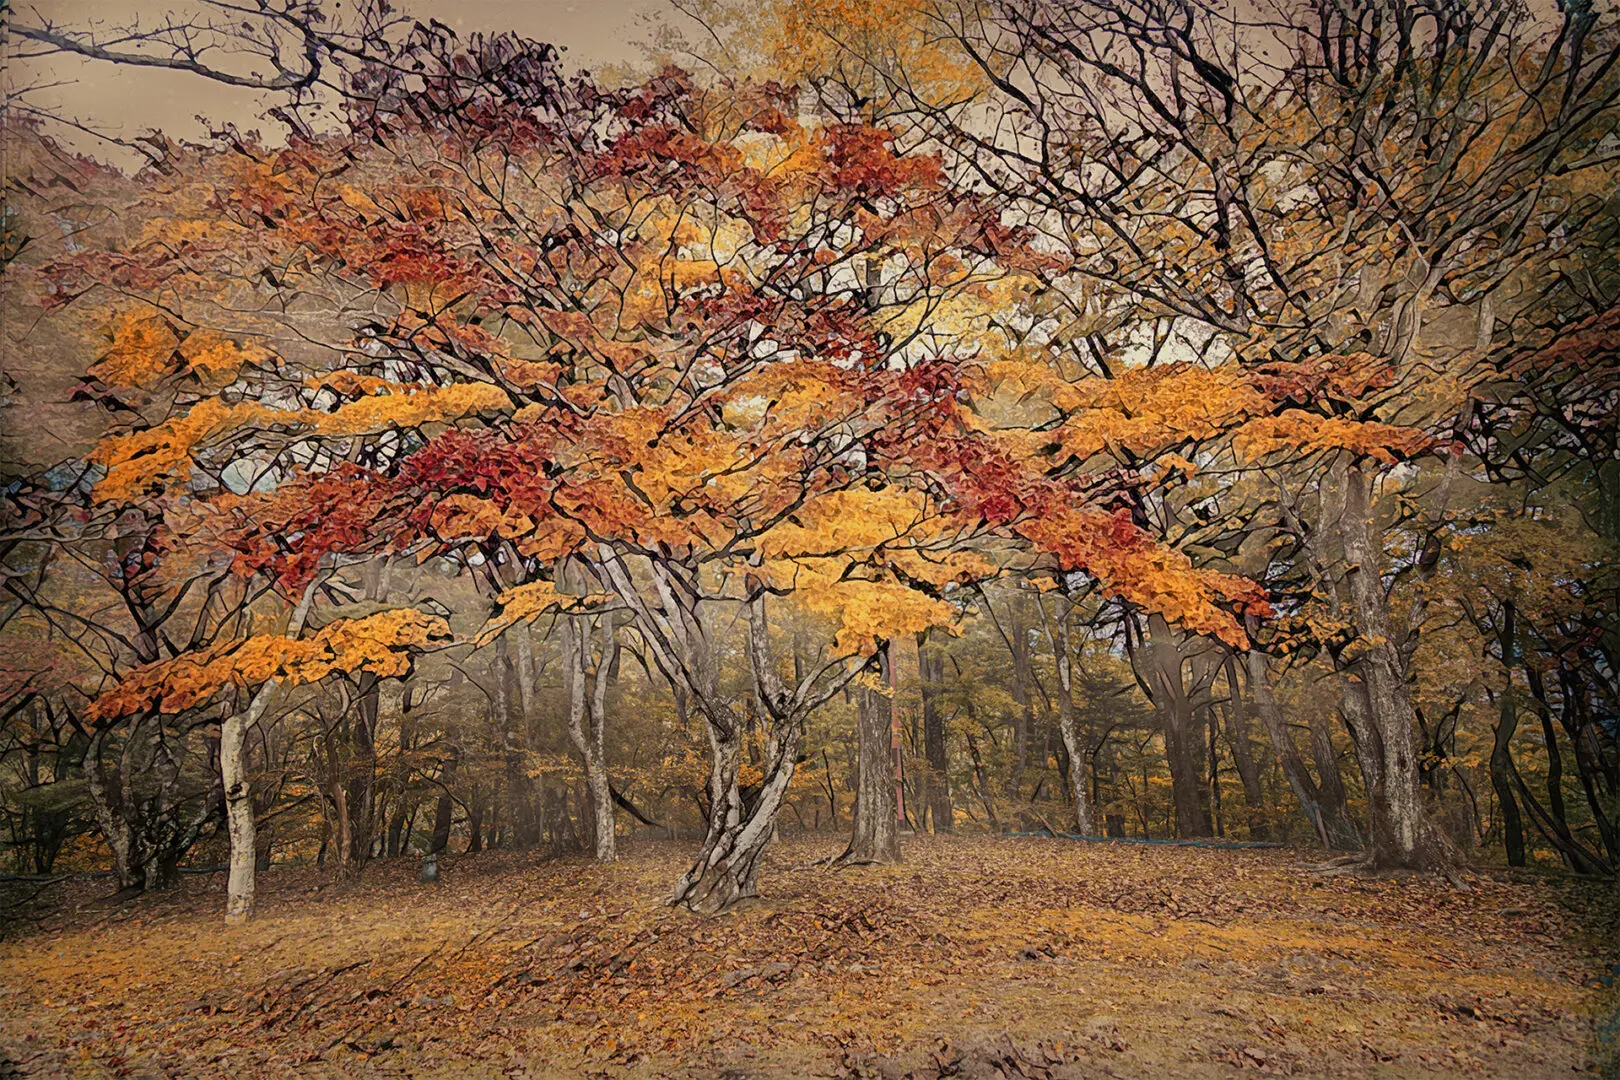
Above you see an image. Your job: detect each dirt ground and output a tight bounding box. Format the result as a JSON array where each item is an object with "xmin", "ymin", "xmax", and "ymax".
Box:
[{"xmin": 1, "ymin": 835, "xmax": 1615, "ymax": 1079}]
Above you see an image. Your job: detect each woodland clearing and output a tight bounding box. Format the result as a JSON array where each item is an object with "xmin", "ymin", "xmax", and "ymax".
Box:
[{"xmin": 0, "ymin": 836, "xmax": 1614, "ymax": 1080}]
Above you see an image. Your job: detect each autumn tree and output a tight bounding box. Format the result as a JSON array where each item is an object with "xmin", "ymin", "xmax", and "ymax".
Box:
[
  {"xmin": 904, "ymin": 0, "xmax": 1620, "ymax": 873},
  {"xmin": 24, "ymin": 7, "xmax": 1298, "ymax": 913}
]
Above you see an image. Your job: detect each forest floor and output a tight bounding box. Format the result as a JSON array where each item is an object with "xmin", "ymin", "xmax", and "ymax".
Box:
[{"xmin": 0, "ymin": 836, "xmax": 1616, "ymax": 1080}]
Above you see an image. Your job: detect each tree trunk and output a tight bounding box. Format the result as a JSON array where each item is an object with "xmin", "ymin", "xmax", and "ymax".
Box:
[
  {"xmin": 346, "ymin": 673, "xmax": 381, "ymax": 870},
  {"xmin": 838, "ymin": 642, "xmax": 902, "ymax": 864},
  {"xmin": 385, "ymin": 801, "xmax": 405, "ymax": 858},
  {"xmin": 669, "ymin": 722, "xmax": 801, "ymax": 912},
  {"xmin": 1546, "ymin": 666, "xmax": 1619, "ymax": 865},
  {"xmin": 221, "ymin": 686, "xmax": 273, "ymax": 924},
  {"xmin": 564, "ymin": 612, "xmax": 618, "ymax": 862},
  {"xmin": 222, "ymin": 579, "xmax": 319, "ymax": 921},
  {"xmin": 1338, "ymin": 464, "xmax": 1457, "ymax": 871},
  {"xmin": 1217, "ymin": 666, "xmax": 1268, "ymax": 841},
  {"xmin": 918, "ymin": 633, "xmax": 953, "ymax": 833},
  {"xmin": 84, "ymin": 728, "xmax": 141, "ymax": 891},
  {"xmin": 1490, "ymin": 684, "xmax": 1526, "ymax": 867},
  {"xmin": 331, "ymin": 779, "xmax": 352, "ymax": 874},
  {"xmin": 1145, "ymin": 615, "xmax": 1212, "ymax": 838},
  {"xmin": 599, "ymin": 552, "xmax": 869, "ymax": 912},
  {"xmin": 1008, "ymin": 603, "xmax": 1032, "ymax": 801},
  {"xmin": 1486, "ymin": 604, "xmax": 1527, "ymax": 866},
  {"xmin": 1049, "ymin": 599, "xmax": 1095, "ymax": 834},
  {"xmin": 1307, "ymin": 710, "xmax": 1361, "ymax": 849},
  {"xmin": 466, "ymin": 797, "xmax": 484, "ymax": 854},
  {"xmin": 507, "ymin": 624, "xmax": 543, "ymax": 846},
  {"xmin": 495, "ymin": 640, "xmax": 533, "ymax": 850},
  {"xmin": 965, "ymin": 729, "xmax": 1001, "ymax": 831},
  {"xmin": 1243, "ymin": 651, "xmax": 1346, "ymax": 847},
  {"xmin": 430, "ymin": 752, "xmax": 456, "ymax": 856}
]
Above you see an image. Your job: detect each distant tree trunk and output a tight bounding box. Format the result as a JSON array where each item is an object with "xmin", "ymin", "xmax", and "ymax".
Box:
[
  {"xmin": 918, "ymin": 633, "xmax": 953, "ymax": 833},
  {"xmin": 1487, "ymin": 604, "xmax": 1527, "ymax": 866},
  {"xmin": 345, "ymin": 672, "xmax": 381, "ymax": 871},
  {"xmin": 507, "ymin": 624, "xmax": 543, "ymax": 846},
  {"xmin": 1047, "ymin": 597, "xmax": 1095, "ymax": 835},
  {"xmin": 336, "ymin": 560, "xmax": 392, "ymax": 873},
  {"xmin": 495, "ymin": 634, "xmax": 541, "ymax": 854},
  {"xmin": 1242, "ymin": 651, "xmax": 1350, "ymax": 848},
  {"xmin": 1008, "ymin": 603, "xmax": 1033, "ymax": 801},
  {"xmin": 964, "ymin": 727, "xmax": 1001, "ymax": 832},
  {"xmin": 430, "ymin": 751, "xmax": 457, "ymax": 856},
  {"xmin": 1207, "ymin": 712, "xmax": 1225, "ymax": 837},
  {"xmin": 331, "ymin": 778, "xmax": 352, "ymax": 874},
  {"xmin": 222, "ymin": 579, "xmax": 319, "ymax": 923},
  {"xmin": 1142, "ymin": 615, "xmax": 1212, "ymax": 838},
  {"xmin": 385, "ymin": 685, "xmax": 415, "ymax": 858},
  {"xmin": 83, "ymin": 729, "xmax": 140, "ymax": 891},
  {"xmin": 1527, "ymin": 704, "xmax": 1601, "ymax": 872},
  {"xmin": 1490, "ymin": 688, "xmax": 1527, "ymax": 868},
  {"xmin": 466, "ymin": 797, "xmax": 484, "ymax": 854},
  {"xmin": 1217, "ymin": 665, "xmax": 1268, "ymax": 841},
  {"xmin": 564, "ymin": 610, "xmax": 618, "ymax": 862},
  {"xmin": 838, "ymin": 641, "xmax": 902, "ymax": 865},
  {"xmin": 385, "ymin": 800, "xmax": 405, "ymax": 858},
  {"xmin": 1307, "ymin": 710, "xmax": 1361, "ymax": 848},
  {"xmin": 1543, "ymin": 665, "xmax": 1619, "ymax": 865}
]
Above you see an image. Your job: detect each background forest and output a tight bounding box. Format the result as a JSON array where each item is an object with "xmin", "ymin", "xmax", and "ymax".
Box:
[{"xmin": 0, "ymin": 0, "xmax": 1616, "ymax": 931}]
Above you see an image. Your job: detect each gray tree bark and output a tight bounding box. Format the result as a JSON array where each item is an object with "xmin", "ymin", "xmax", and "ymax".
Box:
[
  {"xmin": 918, "ymin": 632, "xmax": 953, "ymax": 833},
  {"xmin": 563, "ymin": 606, "xmax": 618, "ymax": 862},
  {"xmin": 1044, "ymin": 595, "xmax": 1095, "ymax": 835},
  {"xmin": 838, "ymin": 641, "xmax": 902, "ymax": 864},
  {"xmin": 1337, "ymin": 464, "xmax": 1458, "ymax": 871},
  {"xmin": 222, "ymin": 576, "xmax": 320, "ymax": 924},
  {"xmin": 1140, "ymin": 615, "xmax": 1213, "ymax": 838}
]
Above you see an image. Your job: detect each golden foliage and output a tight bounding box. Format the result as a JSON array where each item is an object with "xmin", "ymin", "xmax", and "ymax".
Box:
[
  {"xmin": 474, "ymin": 581, "xmax": 613, "ymax": 647},
  {"xmin": 90, "ymin": 609, "xmax": 450, "ymax": 719},
  {"xmin": 89, "ymin": 383, "xmax": 514, "ymax": 503},
  {"xmin": 1233, "ymin": 411, "xmax": 1438, "ymax": 464},
  {"xmin": 87, "ymin": 315, "xmax": 277, "ymax": 391},
  {"xmin": 87, "ymin": 313, "xmax": 180, "ymax": 389}
]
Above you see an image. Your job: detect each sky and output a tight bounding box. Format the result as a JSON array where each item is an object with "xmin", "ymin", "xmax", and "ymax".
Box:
[{"xmin": 11, "ymin": 1, "xmax": 671, "ymax": 166}]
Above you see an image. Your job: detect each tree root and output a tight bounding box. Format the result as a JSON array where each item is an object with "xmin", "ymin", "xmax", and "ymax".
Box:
[{"xmin": 1298, "ymin": 852, "xmax": 1473, "ymax": 891}]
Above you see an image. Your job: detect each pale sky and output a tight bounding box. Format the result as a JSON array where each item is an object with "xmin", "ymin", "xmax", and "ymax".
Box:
[{"xmin": 11, "ymin": 1, "xmax": 671, "ymax": 166}]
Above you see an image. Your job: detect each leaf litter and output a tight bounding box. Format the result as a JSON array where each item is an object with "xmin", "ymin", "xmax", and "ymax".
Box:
[{"xmin": 0, "ymin": 835, "xmax": 1614, "ymax": 1078}]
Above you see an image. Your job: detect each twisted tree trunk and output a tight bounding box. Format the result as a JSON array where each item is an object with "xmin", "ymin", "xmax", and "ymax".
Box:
[{"xmin": 668, "ymin": 721, "xmax": 803, "ymax": 912}]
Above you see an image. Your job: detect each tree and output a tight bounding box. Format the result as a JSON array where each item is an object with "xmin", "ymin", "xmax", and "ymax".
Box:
[
  {"xmin": 836, "ymin": 642, "xmax": 903, "ymax": 863},
  {"xmin": 89, "ymin": 594, "xmax": 448, "ymax": 919},
  {"xmin": 14, "ymin": 8, "xmax": 1349, "ymax": 912},
  {"xmin": 909, "ymin": 0, "xmax": 1620, "ymax": 872}
]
